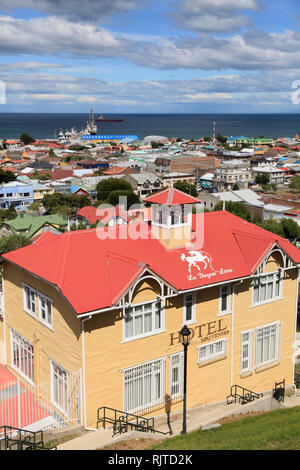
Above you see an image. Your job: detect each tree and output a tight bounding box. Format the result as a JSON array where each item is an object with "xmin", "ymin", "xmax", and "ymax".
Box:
[
  {"xmin": 280, "ymin": 218, "xmax": 300, "ymax": 240},
  {"xmin": 19, "ymin": 133, "xmax": 35, "ymax": 145},
  {"xmin": 106, "ymin": 190, "xmax": 140, "ymax": 209},
  {"xmin": 216, "ymin": 133, "xmax": 227, "ymax": 144},
  {"xmin": 213, "ymin": 201, "xmax": 251, "ymax": 221},
  {"xmin": 0, "ymin": 168, "xmax": 16, "ymax": 184},
  {"xmin": 42, "ymin": 193, "xmax": 90, "ymax": 213},
  {"xmin": 255, "ymin": 174, "xmax": 270, "ymax": 185},
  {"xmin": 290, "ymin": 176, "xmax": 300, "ymax": 189},
  {"xmin": 0, "ymin": 234, "xmax": 31, "ymax": 254},
  {"xmin": 257, "ymin": 219, "xmax": 284, "ymax": 237},
  {"xmin": 232, "ymin": 183, "xmax": 240, "ymax": 191},
  {"xmin": 96, "ymin": 178, "xmax": 133, "ymax": 201},
  {"xmin": 173, "ymin": 181, "xmax": 198, "ymax": 197},
  {"xmin": 151, "ymin": 141, "xmax": 164, "ymax": 149}
]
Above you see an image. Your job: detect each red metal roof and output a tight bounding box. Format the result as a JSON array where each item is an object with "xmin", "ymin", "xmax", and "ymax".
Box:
[
  {"xmin": 76, "ymin": 205, "xmax": 131, "ymax": 225},
  {"xmin": 144, "ymin": 188, "xmax": 200, "ymax": 205},
  {"xmin": 2, "ymin": 211, "xmax": 300, "ymax": 316}
]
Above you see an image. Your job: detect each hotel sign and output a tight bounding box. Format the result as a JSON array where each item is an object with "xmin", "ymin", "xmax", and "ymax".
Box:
[{"xmin": 169, "ymin": 319, "xmax": 229, "ymax": 346}]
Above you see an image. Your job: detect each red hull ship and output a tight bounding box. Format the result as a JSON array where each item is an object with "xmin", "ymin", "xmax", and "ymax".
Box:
[{"xmin": 96, "ymin": 115, "xmax": 123, "ymax": 122}]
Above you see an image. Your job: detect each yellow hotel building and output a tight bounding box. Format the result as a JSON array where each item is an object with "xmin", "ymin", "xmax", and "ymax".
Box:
[{"xmin": 0, "ymin": 187, "xmax": 299, "ymax": 430}]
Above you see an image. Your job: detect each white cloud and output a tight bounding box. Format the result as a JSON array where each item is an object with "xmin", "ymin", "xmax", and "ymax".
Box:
[
  {"xmin": 169, "ymin": 0, "xmax": 261, "ymax": 33},
  {"xmin": 0, "ymin": 15, "xmax": 131, "ymax": 56}
]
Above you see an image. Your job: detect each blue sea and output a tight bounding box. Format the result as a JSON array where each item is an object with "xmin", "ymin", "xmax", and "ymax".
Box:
[{"xmin": 0, "ymin": 113, "xmax": 300, "ymax": 141}]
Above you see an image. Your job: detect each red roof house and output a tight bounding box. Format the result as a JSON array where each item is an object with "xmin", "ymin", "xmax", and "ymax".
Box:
[{"xmin": 3, "ymin": 210, "xmax": 300, "ymax": 315}]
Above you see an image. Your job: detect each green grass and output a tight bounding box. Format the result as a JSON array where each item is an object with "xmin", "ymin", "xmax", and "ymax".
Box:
[{"xmin": 150, "ymin": 407, "xmax": 300, "ymax": 450}]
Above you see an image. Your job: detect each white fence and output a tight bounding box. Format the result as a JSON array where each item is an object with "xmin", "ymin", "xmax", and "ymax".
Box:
[{"xmin": 0, "ymin": 371, "xmax": 82, "ymax": 433}]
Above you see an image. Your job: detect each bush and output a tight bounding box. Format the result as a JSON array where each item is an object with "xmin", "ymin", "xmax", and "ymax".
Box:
[{"xmin": 0, "ymin": 234, "xmax": 31, "ymax": 254}]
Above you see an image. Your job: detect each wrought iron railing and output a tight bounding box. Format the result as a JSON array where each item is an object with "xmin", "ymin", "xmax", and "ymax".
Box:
[
  {"xmin": 97, "ymin": 406, "xmax": 170, "ymax": 436},
  {"xmin": 0, "ymin": 425, "xmax": 57, "ymax": 450},
  {"xmin": 272, "ymin": 379, "xmax": 285, "ymax": 403},
  {"xmin": 227, "ymin": 385, "xmax": 263, "ymax": 405}
]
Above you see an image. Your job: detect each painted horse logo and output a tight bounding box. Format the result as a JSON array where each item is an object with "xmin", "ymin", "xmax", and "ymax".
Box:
[{"xmin": 181, "ymin": 250, "xmax": 216, "ymax": 273}]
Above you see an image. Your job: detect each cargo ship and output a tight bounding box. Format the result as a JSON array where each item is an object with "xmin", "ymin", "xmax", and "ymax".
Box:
[{"xmin": 96, "ymin": 114, "xmax": 124, "ymax": 122}]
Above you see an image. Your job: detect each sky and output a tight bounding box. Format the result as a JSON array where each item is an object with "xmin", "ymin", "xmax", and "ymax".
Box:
[{"xmin": 0, "ymin": 0, "xmax": 300, "ymax": 113}]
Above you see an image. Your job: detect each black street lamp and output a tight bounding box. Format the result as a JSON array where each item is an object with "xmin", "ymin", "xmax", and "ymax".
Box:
[{"xmin": 180, "ymin": 324, "xmax": 191, "ymax": 435}]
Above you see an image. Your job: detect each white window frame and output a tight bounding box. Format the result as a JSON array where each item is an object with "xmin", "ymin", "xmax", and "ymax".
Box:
[
  {"xmin": 169, "ymin": 352, "xmax": 184, "ymax": 400},
  {"xmin": 10, "ymin": 328, "xmax": 34, "ymax": 384},
  {"xmin": 23, "ymin": 283, "xmax": 37, "ymax": 318},
  {"xmin": 122, "ymin": 300, "xmax": 165, "ymax": 342},
  {"xmin": 38, "ymin": 292, "xmax": 53, "ymax": 329},
  {"xmin": 218, "ymin": 284, "xmax": 232, "ymax": 315},
  {"xmin": 197, "ymin": 338, "xmax": 227, "ymax": 364},
  {"xmin": 240, "ymin": 330, "xmax": 253, "ymax": 374},
  {"xmin": 255, "ymin": 322, "xmax": 280, "ymax": 369},
  {"xmin": 183, "ymin": 292, "xmax": 196, "ymax": 325},
  {"xmin": 123, "ymin": 357, "xmax": 166, "ymax": 413},
  {"xmin": 252, "ymin": 271, "xmax": 282, "ymax": 306},
  {"xmin": 50, "ymin": 359, "xmax": 69, "ymax": 416}
]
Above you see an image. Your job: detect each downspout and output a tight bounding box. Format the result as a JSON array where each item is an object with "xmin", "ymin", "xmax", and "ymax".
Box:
[
  {"xmin": 293, "ymin": 267, "xmax": 300, "ymax": 390},
  {"xmin": 231, "ymin": 280, "xmax": 244, "ymax": 389},
  {"xmin": 81, "ymin": 315, "xmax": 97, "ymax": 431},
  {"xmin": 1, "ymin": 264, "xmax": 6, "ymax": 365}
]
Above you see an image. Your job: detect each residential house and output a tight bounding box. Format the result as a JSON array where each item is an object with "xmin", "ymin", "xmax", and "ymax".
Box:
[
  {"xmin": 68, "ymin": 205, "xmax": 131, "ymax": 229},
  {"xmin": 161, "ymin": 172, "xmax": 196, "ymax": 188},
  {"xmin": 0, "ymin": 213, "xmax": 67, "ymax": 239},
  {"xmin": 213, "ymin": 160, "xmax": 252, "ymax": 190},
  {"xmin": 0, "ymin": 181, "xmax": 34, "ymax": 210},
  {"xmin": 252, "ymin": 166, "xmax": 285, "ymax": 185},
  {"xmin": 122, "ymin": 172, "xmax": 163, "ymax": 198}
]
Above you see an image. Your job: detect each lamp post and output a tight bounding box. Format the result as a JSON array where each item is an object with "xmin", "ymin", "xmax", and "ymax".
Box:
[{"xmin": 180, "ymin": 324, "xmax": 191, "ymax": 435}]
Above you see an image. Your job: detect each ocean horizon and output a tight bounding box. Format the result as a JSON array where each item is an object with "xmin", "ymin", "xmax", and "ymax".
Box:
[{"xmin": 0, "ymin": 113, "xmax": 300, "ymax": 141}]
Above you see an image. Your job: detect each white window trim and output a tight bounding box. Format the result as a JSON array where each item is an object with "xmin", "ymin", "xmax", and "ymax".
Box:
[
  {"xmin": 169, "ymin": 351, "xmax": 184, "ymax": 400},
  {"xmin": 218, "ymin": 284, "xmax": 232, "ymax": 316},
  {"xmin": 251, "ymin": 271, "xmax": 283, "ymax": 307},
  {"xmin": 255, "ymin": 321, "xmax": 280, "ymax": 369},
  {"xmin": 240, "ymin": 329, "xmax": 253, "ymax": 374},
  {"xmin": 183, "ymin": 292, "xmax": 196, "ymax": 325},
  {"xmin": 197, "ymin": 338, "xmax": 228, "ymax": 365},
  {"xmin": 50, "ymin": 359, "xmax": 69, "ymax": 417},
  {"xmin": 38, "ymin": 292, "xmax": 53, "ymax": 330},
  {"xmin": 121, "ymin": 300, "xmax": 165, "ymax": 343},
  {"xmin": 10, "ymin": 328, "xmax": 35, "ymax": 386},
  {"xmin": 22, "ymin": 283, "xmax": 37, "ymax": 318},
  {"xmin": 22, "ymin": 283, "xmax": 54, "ymax": 331}
]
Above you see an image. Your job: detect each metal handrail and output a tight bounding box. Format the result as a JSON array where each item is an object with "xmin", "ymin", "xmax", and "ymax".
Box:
[
  {"xmin": 227, "ymin": 385, "xmax": 263, "ymax": 405},
  {"xmin": 97, "ymin": 406, "xmax": 170, "ymax": 436},
  {"xmin": 0, "ymin": 425, "xmax": 56, "ymax": 450}
]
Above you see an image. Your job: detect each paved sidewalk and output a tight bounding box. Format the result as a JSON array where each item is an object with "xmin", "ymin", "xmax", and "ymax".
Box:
[
  {"xmin": 57, "ymin": 401, "xmax": 241, "ymax": 450},
  {"xmin": 57, "ymin": 393, "xmax": 300, "ymax": 450}
]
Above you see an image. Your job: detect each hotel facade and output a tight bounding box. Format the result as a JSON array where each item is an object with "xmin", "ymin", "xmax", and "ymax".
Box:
[{"xmin": 0, "ymin": 188, "xmax": 299, "ymax": 429}]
